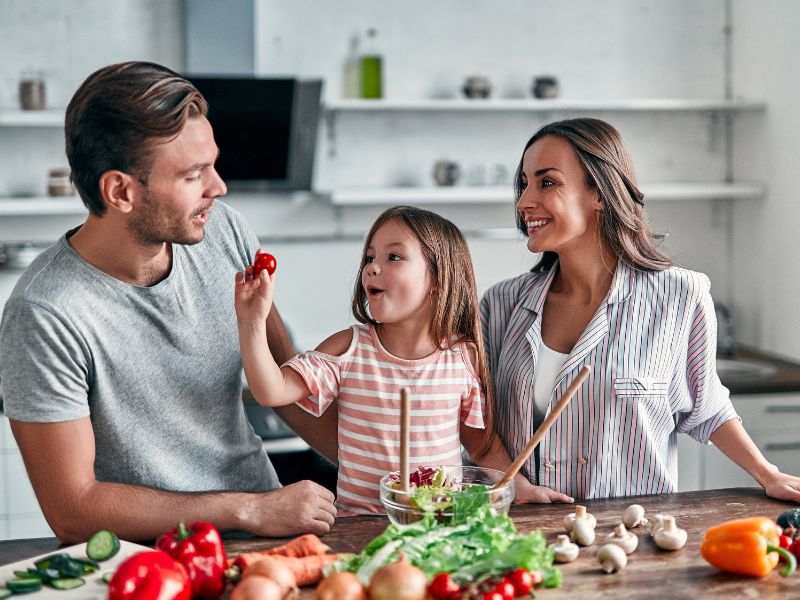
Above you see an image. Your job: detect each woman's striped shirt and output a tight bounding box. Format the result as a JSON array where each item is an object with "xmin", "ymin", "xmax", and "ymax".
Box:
[
  {"xmin": 284, "ymin": 324, "xmax": 486, "ymax": 515},
  {"xmin": 480, "ymin": 260, "xmax": 739, "ymax": 499}
]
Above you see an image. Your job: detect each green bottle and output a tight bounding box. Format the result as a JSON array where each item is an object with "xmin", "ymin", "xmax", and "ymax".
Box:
[{"xmin": 360, "ymin": 28, "xmax": 383, "ymax": 99}]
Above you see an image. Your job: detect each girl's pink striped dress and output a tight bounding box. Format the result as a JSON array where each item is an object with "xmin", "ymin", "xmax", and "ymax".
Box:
[{"xmin": 284, "ymin": 323, "xmax": 486, "ymax": 516}]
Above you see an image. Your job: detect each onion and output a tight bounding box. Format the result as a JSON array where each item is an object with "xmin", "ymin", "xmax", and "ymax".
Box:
[
  {"xmin": 230, "ymin": 575, "xmax": 285, "ymax": 600},
  {"xmin": 316, "ymin": 571, "xmax": 367, "ymax": 600},
  {"xmin": 368, "ymin": 556, "xmax": 427, "ymax": 600},
  {"xmin": 242, "ymin": 558, "xmax": 297, "ymax": 596}
]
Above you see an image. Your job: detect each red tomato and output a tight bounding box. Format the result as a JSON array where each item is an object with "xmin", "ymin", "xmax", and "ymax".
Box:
[
  {"xmin": 494, "ymin": 579, "xmax": 516, "ymax": 600},
  {"xmin": 779, "ymin": 533, "xmax": 794, "ymax": 550},
  {"xmin": 507, "ymin": 568, "xmax": 539, "ymax": 596},
  {"xmin": 482, "ymin": 592, "xmax": 505, "ymax": 600},
  {"xmin": 428, "ymin": 572, "xmax": 460, "ymax": 599},
  {"xmin": 253, "ymin": 252, "xmax": 277, "ymax": 276}
]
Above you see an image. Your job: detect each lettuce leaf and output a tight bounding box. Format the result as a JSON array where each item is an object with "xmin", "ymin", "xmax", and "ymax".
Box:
[{"xmin": 331, "ymin": 504, "xmax": 560, "ymax": 588}]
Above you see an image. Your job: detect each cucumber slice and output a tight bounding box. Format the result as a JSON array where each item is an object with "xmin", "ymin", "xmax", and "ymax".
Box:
[
  {"xmin": 0, "ymin": 588, "xmax": 12, "ymax": 599},
  {"xmin": 101, "ymin": 572, "xmax": 114, "ymax": 584},
  {"xmin": 71, "ymin": 558, "xmax": 100, "ymax": 574},
  {"xmin": 49, "ymin": 578, "xmax": 85, "ymax": 591},
  {"xmin": 12, "ymin": 572, "xmax": 38, "ymax": 580},
  {"xmin": 33, "ymin": 554, "xmax": 68, "ymax": 570},
  {"xmin": 6, "ymin": 579, "xmax": 43, "ymax": 594},
  {"xmin": 86, "ymin": 530, "xmax": 121, "ymax": 561}
]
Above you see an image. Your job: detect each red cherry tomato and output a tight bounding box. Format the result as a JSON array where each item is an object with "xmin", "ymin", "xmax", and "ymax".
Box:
[
  {"xmin": 779, "ymin": 533, "xmax": 794, "ymax": 550},
  {"xmin": 482, "ymin": 592, "xmax": 505, "ymax": 600},
  {"xmin": 494, "ymin": 579, "xmax": 516, "ymax": 600},
  {"xmin": 253, "ymin": 252, "xmax": 277, "ymax": 276},
  {"xmin": 428, "ymin": 572, "xmax": 460, "ymax": 599},
  {"xmin": 507, "ymin": 568, "xmax": 539, "ymax": 596}
]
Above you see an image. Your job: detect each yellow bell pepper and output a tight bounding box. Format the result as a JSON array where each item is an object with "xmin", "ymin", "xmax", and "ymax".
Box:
[{"xmin": 701, "ymin": 516, "xmax": 796, "ymax": 577}]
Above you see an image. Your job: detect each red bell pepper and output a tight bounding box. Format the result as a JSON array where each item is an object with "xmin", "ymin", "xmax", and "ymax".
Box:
[
  {"xmin": 108, "ymin": 550, "xmax": 190, "ymax": 600},
  {"xmin": 156, "ymin": 521, "xmax": 227, "ymax": 599}
]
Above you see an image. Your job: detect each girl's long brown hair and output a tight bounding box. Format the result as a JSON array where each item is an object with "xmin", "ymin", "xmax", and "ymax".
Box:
[
  {"xmin": 514, "ymin": 118, "xmax": 672, "ymax": 272},
  {"xmin": 352, "ymin": 206, "xmax": 496, "ymax": 458}
]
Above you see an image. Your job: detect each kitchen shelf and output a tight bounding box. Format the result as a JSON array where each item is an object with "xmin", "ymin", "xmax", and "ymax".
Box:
[
  {"xmin": 329, "ymin": 182, "xmax": 766, "ymax": 206},
  {"xmin": 0, "ymin": 197, "xmax": 85, "ymax": 215},
  {"xmin": 325, "ymin": 98, "xmax": 767, "ymax": 113},
  {"xmin": 0, "ymin": 109, "xmax": 64, "ymax": 126}
]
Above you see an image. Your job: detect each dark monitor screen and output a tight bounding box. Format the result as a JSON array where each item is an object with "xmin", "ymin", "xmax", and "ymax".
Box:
[{"xmin": 188, "ymin": 77, "xmax": 296, "ymax": 183}]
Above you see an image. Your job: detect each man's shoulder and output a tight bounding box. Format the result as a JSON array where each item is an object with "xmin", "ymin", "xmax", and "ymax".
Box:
[{"xmin": 6, "ymin": 240, "xmax": 82, "ymax": 308}]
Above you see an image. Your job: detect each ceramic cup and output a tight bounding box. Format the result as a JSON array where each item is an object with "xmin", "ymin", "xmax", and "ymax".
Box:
[{"xmin": 433, "ymin": 160, "xmax": 461, "ymax": 186}]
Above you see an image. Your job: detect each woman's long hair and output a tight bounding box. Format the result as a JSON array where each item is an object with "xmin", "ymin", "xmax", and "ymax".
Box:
[
  {"xmin": 352, "ymin": 206, "xmax": 496, "ymax": 458},
  {"xmin": 514, "ymin": 118, "xmax": 672, "ymax": 272}
]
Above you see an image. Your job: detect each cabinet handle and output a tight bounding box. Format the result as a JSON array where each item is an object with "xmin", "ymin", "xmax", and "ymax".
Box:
[
  {"xmin": 764, "ymin": 442, "xmax": 800, "ymax": 452},
  {"xmin": 765, "ymin": 405, "xmax": 800, "ymax": 413}
]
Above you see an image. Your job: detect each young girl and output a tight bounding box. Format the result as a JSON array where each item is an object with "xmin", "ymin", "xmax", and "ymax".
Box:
[{"xmin": 235, "ymin": 206, "xmax": 557, "ymax": 515}]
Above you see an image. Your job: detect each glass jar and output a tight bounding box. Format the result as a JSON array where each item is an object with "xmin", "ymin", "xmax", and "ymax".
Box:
[
  {"xmin": 19, "ymin": 73, "xmax": 46, "ymax": 110},
  {"xmin": 47, "ymin": 168, "xmax": 75, "ymax": 197}
]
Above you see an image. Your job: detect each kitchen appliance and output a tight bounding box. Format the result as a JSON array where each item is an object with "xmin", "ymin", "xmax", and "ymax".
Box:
[{"xmin": 186, "ymin": 76, "xmax": 322, "ymax": 191}]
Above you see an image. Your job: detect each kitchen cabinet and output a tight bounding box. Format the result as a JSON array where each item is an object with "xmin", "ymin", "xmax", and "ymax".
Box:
[{"xmin": 678, "ymin": 392, "xmax": 800, "ymax": 492}]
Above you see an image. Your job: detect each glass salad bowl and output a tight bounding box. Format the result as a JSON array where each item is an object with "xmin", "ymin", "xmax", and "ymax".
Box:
[{"xmin": 379, "ymin": 465, "xmax": 515, "ymax": 526}]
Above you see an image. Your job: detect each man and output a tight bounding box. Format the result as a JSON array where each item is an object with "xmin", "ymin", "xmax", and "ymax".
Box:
[{"xmin": 0, "ymin": 62, "xmax": 337, "ymax": 542}]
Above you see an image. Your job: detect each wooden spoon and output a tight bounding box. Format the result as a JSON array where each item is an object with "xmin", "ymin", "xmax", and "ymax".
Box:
[
  {"xmin": 493, "ymin": 364, "xmax": 591, "ymax": 490},
  {"xmin": 399, "ymin": 387, "xmax": 411, "ymax": 493}
]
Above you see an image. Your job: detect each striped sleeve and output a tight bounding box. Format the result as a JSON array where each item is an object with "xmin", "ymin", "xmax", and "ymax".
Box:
[
  {"xmin": 460, "ymin": 381, "xmax": 486, "ymax": 429},
  {"xmin": 675, "ymin": 275, "xmax": 739, "ymax": 443},
  {"xmin": 284, "ymin": 351, "xmax": 343, "ymax": 417}
]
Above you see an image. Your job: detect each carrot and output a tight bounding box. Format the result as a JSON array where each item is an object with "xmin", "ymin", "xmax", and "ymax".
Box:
[
  {"xmin": 262, "ymin": 533, "xmax": 330, "ymax": 558},
  {"xmin": 241, "ymin": 554, "xmax": 339, "ymax": 587},
  {"xmin": 229, "ymin": 534, "xmax": 329, "ymax": 569}
]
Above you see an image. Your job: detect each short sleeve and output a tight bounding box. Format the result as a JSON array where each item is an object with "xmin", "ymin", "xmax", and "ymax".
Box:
[
  {"xmin": 460, "ymin": 381, "xmax": 486, "ymax": 429},
  {"xmin": 283, "ymin": 352, "xmax": 343, "ymax": 417},
  {"xmin": 674, "ymin": 278, "xmax": 739, "ymax": 443},
  {"xmin": 0, "ymin": 298, "xmax": 90, "ymax": 422}
]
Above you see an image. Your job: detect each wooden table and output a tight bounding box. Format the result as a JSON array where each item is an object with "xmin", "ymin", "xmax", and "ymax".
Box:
[{"xmin": 1, "ymin": 488, "xmax": 797, "ymax": 598}]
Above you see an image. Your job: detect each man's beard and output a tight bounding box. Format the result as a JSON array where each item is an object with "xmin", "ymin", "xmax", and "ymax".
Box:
[{"xmin": 128, "ymin": 188, "xmax": 206, "ymax": 246}]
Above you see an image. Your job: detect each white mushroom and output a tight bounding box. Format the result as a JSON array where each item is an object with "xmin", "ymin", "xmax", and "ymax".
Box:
[
  {"xmin": 596, "ymin": 544, "xmax": 628, "ymax": 573},
  {"xmin": 648, "ymin": 514, "xmax": 666, "ymax": 537},
  {"xmin": 607, "ymin": 523, "xmax": 638, "ymax": 555},
  {"xmin": 653, "ymin": 515, "xmax": 687, "ymax": 551},
  {"xmin": 550, "ymin": 534, "xmax": 580, "ymax": 563},
  {"xmin": 622, "ymin": 504, "xmax": 648, "ymax": 529},
  {"xmin": 564, "ymin": 505, "xmax": 597, "ymax": 533},
  {"xmin": 570, "ymin": 515, "xmax": 596, "ymax": 546}
]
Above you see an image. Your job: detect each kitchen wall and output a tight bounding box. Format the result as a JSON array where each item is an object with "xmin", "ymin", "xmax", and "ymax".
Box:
[
  {"xmin": 730, "ymin": 0, "xmax": 800, "ymax": 359},
  {"xmin": 0, "ymin": 0, "xmax": 795, "ymax": 538},
  {"xmin": 1, "ymin": 0, "xmax": 750, "ymax": 349}
]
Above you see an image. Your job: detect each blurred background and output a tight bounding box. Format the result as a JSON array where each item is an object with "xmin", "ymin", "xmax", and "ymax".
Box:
[{"xmin": 1, "ymin": 0, "xmax": 799, "ymax": 539}]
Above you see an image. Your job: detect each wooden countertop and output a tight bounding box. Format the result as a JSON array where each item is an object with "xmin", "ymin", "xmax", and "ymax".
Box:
[
  {"xmin": 1, "ymin": 488, "xmax": 797, "ymax": 598},
  {"xmin": 723, "ymin": 346, "xmax": 800, "ymax": 395}
]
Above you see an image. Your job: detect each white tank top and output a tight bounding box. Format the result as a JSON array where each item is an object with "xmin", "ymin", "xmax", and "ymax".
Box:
[{"xmin": 532, "ymin": 341, "xmax": 569, "ymax": 428}]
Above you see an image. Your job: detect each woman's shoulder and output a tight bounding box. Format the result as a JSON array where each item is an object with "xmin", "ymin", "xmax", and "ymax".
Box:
[
  {"xmin": 630, "ymin": 264, "xmax": 711, "ymax": 290},
  {"xmin": 483, "ymin": 269, "xmax": 547, "ymax": 302}
]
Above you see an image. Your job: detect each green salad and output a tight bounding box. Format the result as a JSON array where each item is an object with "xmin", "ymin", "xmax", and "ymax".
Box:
[{"xmin": 331, "ymin": 504, "xmax": 561, "ymax": 588}]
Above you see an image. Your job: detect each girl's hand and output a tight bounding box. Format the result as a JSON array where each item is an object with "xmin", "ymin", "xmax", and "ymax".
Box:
[
  {"xmin": 513, "ymin": 474, "xmax": 574, "ymax": 504},
  {"xmin": 234, "ymin": 257, "xmax": 275, "ymax": 324}
]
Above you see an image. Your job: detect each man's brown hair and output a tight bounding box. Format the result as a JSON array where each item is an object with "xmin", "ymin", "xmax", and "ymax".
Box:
[{"xmin": 65, "ymin": 61, "xmax": 208, "ymax": 215}]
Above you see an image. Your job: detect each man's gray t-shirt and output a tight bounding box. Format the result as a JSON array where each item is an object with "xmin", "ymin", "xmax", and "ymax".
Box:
[{"xmin": 0, "ymin": 202, "xmax": 280, "ymax": 493}]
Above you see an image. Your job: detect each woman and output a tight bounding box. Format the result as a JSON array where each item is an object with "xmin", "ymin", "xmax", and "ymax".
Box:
[{"xmin": 481, "ymin": 118, "xmax": 800, "ymax": 502}]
